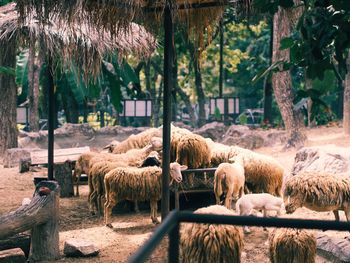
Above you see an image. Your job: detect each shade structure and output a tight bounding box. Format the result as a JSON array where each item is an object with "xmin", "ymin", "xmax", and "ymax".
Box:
[{"xmin": 0, "ymin": 2, "xmax": 156, "ymax": 78}]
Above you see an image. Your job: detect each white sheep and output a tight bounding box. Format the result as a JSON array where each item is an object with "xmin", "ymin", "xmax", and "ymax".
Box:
[
  {"xmin": 284, "ymin": 171, "xmax": 350, "ymax": 221},
  {"xmin": 180, "ymin": 205, "xmax": 244, "ymax": 263},
  {"xmin": 235, "ymin": 193, "xmax": 285, "ymax": 233},
  {"xmin": 214, "ymin": 162, "xmax": 245, "ymax": 209},
  {"xmin": 104, "ymin": 162, "xmax": 187, "ymax": 227},
  {"xmin": 102, "ymin": 140, "xmax": 120, "ymax": 152},
  {"xmin": 269, "ymin": 228, "xmax": 316, "ymax": 263}
]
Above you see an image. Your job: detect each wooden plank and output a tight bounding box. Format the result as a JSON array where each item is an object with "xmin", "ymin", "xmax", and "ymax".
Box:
[{"xmin": 30, "ymin": 146, "xmax": 90, "ymax": 165}]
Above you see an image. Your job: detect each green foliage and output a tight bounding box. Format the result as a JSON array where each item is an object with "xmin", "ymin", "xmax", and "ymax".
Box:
[
  {"xmin": 0, "ymin": 0, "xmax": 12, "ymax": 7},
  {"xmin": 214, "ymin": 107, "xmax": 221, "ymax": 120},
  {"xmin": 0, "ymin": 66, "xmax": 15, "ymax": 76},
  {"xmin": 15, "ymin": 50, "xmax": 29, "ymax": 105},
  {"xmin": 238, "ymin": 112, "xmax": 248, "ymax": 125}
]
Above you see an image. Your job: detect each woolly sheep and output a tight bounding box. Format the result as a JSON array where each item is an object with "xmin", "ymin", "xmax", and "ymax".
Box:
[
  {"xmin": 284, "ymin": 171, "xmax": 350, "ymax": 221},
  {"xmin": 104, "ymin": 162, "xmax": 187, "ymax": 226},
  {"xmin": 214, "ymin": 162, "xmax": 245, "ymax": 209},
  {"xmin": 269, "ymin": 228, "xmax": 316, "ymax": 263},
  {"xmin": 176, "ymin": 133, "xmax": 211, "ymax": 185},
  {"xmin": 88, "ymin": 139, "xmax": 162, "ymax": 215},
  {"xmin": 180, "ymin": 205, "xmax": 244, "ymax": 263},
  {"xmin": 228, "ymin": 149, "xmax": 284, "ymax": 197},
  {"xmin": 236, "ymin": 193, "xmax": 285, "ymax": 233},
  {"xmin": 112, "ymin": 127, "xmax": 162, "ymax": 154},
  {"xmin": 170, "ymin": 124, "xmax": 193, "ymax": 162}
]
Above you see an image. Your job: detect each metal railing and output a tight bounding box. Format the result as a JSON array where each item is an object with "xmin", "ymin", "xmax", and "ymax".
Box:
[{"xmin": 128, "ymin": 210, "xmax": 350, "ymax": 263}]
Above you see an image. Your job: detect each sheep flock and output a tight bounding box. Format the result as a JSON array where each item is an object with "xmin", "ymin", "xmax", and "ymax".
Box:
[{"xmin": 71, "ymin": 124, "xmax": 347, "ymax": 262}]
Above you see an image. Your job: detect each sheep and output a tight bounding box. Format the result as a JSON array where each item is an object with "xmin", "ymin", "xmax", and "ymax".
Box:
[
  {"xmin": 214, "ymin": 162, "xmax": 245, "ymax": 209},
  {"xmin": 227, "ymin": 149, "xmax": 284, "ymax": 197},
  {"xmin": 112, "ymin": 127, "xmax": 162, "ymax": 154},
  {"xmin": 88, "ymin": 138, "xmax": 162, "ymax": 215},
  {"xmin": 170, "ymin": 124, "xmax": 193, "ymax": 162},
  {"xmin": 176, "ymin": 133, "xmax": 211, "ymax": 185},
  {"xmin": 104, "ymin": 162, "xmax": 187, "ymax": 227},
  {"xmin": 284, "ymin": 171, "xmax": 350, "ymax": 221},
  {"xmin": 89, "ymin": 151, "xmax": 162, "ymax": 215},
  {"xmin": 235, "ymin": 193, "xmax": 285, "ymax": 233},
  {"xmin": 180, "ymin": 205, "xmax": 244, "ymax": 263},
  {"xmin": 269, "ymin": 228, "xmax": 316, "ymax": 263}
]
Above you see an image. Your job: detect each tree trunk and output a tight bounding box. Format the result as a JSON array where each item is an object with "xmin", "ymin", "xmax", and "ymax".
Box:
[
  {"xmin": 193, "ymin": 57, "xmax": 206, "ymax": 127},
  {"xmin": 0, "ymin": 181, "xmax": 60, "ymax": 261},
  {"xmin": 27, "ymin": 39, "xmax": 41, "ymax": 131},
  {"xmin": 344, "ymin": 51, "xmax": 350, "ymax": 134},
  {"xmin": 263, "ymin": 76, "xmax": 273, "ymax": 125},
  {"xmin": 272, "ymin": 5, "xmax": 306, "ymax": 148},
  {"xmin": 61, "ymin": 86, "xmax": 79, "ymax": 124},
  {"xmin": 0, "ymin": 39, "xmax": 18, "ymax": 155},
  {"xmin": 176, "ymin": 86, "xmax": 196, "ymax": 127},
  {"xmin": 305, "ymin": 76, "xmax": 316, "ymax": 127}
]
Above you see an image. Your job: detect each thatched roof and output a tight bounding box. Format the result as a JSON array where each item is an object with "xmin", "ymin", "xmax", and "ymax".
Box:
[
  {"xmin": 15, "ymin": 0, "xmax": 240, "ymax": 47},
  {"xmin": 0, "ymin": 3, "xmax": 156, "ymax": 77}
]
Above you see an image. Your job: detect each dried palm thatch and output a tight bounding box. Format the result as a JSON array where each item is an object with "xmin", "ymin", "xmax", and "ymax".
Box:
[
  {"xmin": 0, "ymin": 2, "xmax": 156, "ymax": 77},
  {"xmin": 15, "ymin": 0, "xmax": 256, "ymax": 49}
]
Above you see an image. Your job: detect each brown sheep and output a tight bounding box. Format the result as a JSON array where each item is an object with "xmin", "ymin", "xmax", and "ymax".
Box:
[
  {"xmin": 180, "ymin": 205, "xmax": 244, "ymax": 263},
  {"xmin": 284, "ymin": 171, "xmax": 350, "ymax": 221},
  {"xmin": 269, "ymin": 228, "xmax": 316, "ymax": 263}
]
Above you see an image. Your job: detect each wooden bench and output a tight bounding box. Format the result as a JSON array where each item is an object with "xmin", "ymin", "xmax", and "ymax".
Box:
[
  {"xmin": 30, "ymin": 146, "xmax": 90, "ymax": 197},
  {"xmin": 173, "ymin": 167, "xmax": 217, "ymax": 209}
]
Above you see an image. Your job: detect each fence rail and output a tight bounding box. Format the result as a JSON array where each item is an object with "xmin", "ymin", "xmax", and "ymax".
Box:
[{"xmin": 128, "ymin": 210, "xmax": 350, "ymax": 263}]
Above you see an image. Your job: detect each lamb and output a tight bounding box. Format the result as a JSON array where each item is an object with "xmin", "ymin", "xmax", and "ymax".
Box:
[
  {"xmin": 284, "ymin": 171, "xmax": 350, "ymax": 221},
  {"xmin": 180, "ymin": 205, "xmax": 243, "ymax": 263},
  {"xmin": 104, "ymin": 162, "xmax": 187, "ymax": 226},
  {"xmin": 214, "ymin": 162, "xmax": 245, "ymax": 209},
  {"xmin": 111, "ymin": 127, "xmax": 162, "ymax": 154},
  {"xmin": 176, "ymin": 133, "xmax": 211, "ymax": 185},
  {"xmin": 269, "ymin": 228, "xmax": 316, "ymax": 263},
  {"xmin": 235, "ymin": 193, "xmax": 285, "ymax": 233}
]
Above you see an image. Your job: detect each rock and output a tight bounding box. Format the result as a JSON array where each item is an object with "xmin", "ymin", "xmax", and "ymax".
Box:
[
  {"xmin": 55, "ymin": 123, "xmax": 95, "ymax": 137},
  {"xmin": 223, "ymin": 125, "xmax": 250, "ymax": 138},
  {"xmin": 3, "ymin": 148, "xmax": 39, "ymax": 168},
  {"xmin": 63, "ymin": 239, "xmax": 99, "ymax": 257},
  {"xmin": 222, "ymin": 133, "xmax": 265, "ymax": 149},
  {"xmin": 317, "ymin": 234, "xmax": 350, "ymax": 262},
  {"xmin": 194, "ymin": 122, "xmax": 228, "ymax": 141},
  {"xmin": 19, "ymin": 158, "xmax": 31, "ymax": 173},
  {"xmin": 98, "ymin": 125, "xmax": 148, "ymax": 136},
  {"xmin": 172, "ymin": 122, "xmax": 194, "ymax": 131},
  {"xmin": 291, "ymin": 146, "xmax": 350, "ymax": 176},
  {"xmin": 0, "ymin": 248, "xmax": 26, "ymax": 263}
]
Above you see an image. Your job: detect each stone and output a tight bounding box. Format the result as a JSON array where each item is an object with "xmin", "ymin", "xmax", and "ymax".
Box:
[
  {"xmin": 63, "ymin": 239, "xmax": 99, "ymax": 257},
  {"xmin": 291, "ymin": 146, "xmax": 350, "ymax": 176},
  {"xmin": 223, "ymin": 124, "xmax": 250, "ymax": 138},
  {"xmin": 0, "ymin": 248, "xmax": 26, "ymax": 263},
  {"xmin": 194, "ymin": 122, "xmax": 228, "ymax": 141},
  {"xmin": 221, "ymin": 133, "xmax": 265, "ymax": 149},
  {"xmin": 19, "ymin": 158, "xmax": 31, "ymax": 173},
  {"xmin": 3, "ymin": 148, "xmax": 39, "ymax": 168},
  {"xmin": 317, "ymin": 234, "xmax": 350, "ymax": 262}
]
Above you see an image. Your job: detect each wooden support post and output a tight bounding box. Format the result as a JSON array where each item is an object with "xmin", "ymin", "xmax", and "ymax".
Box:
[
  {"xmin": 0, "ymin": 233, "xmax": 31, "ymax": 257},
  {"xmin": 54, "ymin": 161, "xmax": 74, "ymax": 197},
  {"xmin": 174, "ymin": 185, "xmax": 180, "ymax": 210},
  {"xmin": 0, "ymin": 181, "xmax": 60, "ymax": 261}
]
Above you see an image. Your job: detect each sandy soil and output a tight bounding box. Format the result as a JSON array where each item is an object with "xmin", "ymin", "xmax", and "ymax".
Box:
[{"xmin": 1, "ymin": 125, "xmax": 349, "ymax": 262}]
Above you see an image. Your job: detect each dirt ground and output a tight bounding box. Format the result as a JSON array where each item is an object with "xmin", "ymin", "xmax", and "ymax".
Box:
[{"xmin": 1, "ymin": 125, "xmax": 350, "ymax": 262}]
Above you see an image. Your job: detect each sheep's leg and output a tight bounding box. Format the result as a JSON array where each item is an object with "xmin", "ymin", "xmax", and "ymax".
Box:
[
  {"xmin": 150, "ymin": 199, "xmax": 160, "ymax": 224},
  {"xmin": 345, "ymin": 209, "xmax": 350, "ymax": 221},
  {"xmin": 75, "ymin": 171, "xmax": 81, "ymax": 197},
  {"xmin": 104, "ymin": 195, "xmax": 117, "ymax": 228},
  {"xmin": 134, "ymin": 201, "xmax": 140, "ymax": 213},
  {"xmin": 215, "ymin": 193, "xmax": 221, "ymax": 205},
  {"xmin": 333, "ymin": 210, "xmax": 340, "ymax": 221},
  {"xmin": 224, "ymin": 187, "xmax": 234, "ymax": 209}
]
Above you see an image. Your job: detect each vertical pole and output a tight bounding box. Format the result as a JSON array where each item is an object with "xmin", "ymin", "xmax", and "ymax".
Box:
[
  {"xmin": 168, "ymin": 222, "xmax": 179, "ymax": 263},
  {"xmin": 47, "ymin": 54, "xmax": 54, "ymax": 181},
  {"xmin": 162, "ymin": 2, "xmax": 174, "ymax": 220},
  {"xmin": 219, "ymin": 19, "xmax": 224, "ymax": 98}
]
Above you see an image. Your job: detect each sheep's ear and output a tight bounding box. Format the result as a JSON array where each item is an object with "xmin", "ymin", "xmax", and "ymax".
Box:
[
  {"xmin": 150, "ymin": 137, "xmax": 163, "ymax": 148},
  {"xmin": 103, "ymin": 144, "xmax": 111, "ymax": 150},
  {"xmin": 228, "ymin": 157, "xmax": 235, "ymax": 163},
  {"xmin": 180, "ymin": 165, "xmax": 188, "ymax": 171}
]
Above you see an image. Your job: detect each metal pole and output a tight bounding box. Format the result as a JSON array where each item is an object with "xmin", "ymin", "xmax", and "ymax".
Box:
[
  {"xmin": 47, "ymin": 54, "xmax": 54, "ymax": 180},
  {"xmin": 161, "ymin": 2, "xmax": 174, "ymax": 220},
  {"xmin": 219, "ymin": 19, "xmax": 224, "ymax": 98},
  {"xmin": 168, "ymin": 221, "xmax": 179, "ymax": 263}
]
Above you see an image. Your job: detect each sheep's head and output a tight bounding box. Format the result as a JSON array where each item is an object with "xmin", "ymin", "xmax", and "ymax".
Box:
[
  {"xmin": 150, "ymin": 137, "xmax": 163, "ymax": 151},
  {"xmin": 103, "ymin": 140, "xmax": 120, "ymax": 153},
  {"xmin": 284, "ymin": 196, "xmax": 300, "ymax": 214},
  {"xmin": 169, "ymin": 162, "xmax": 187, "ymax": 183}
]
